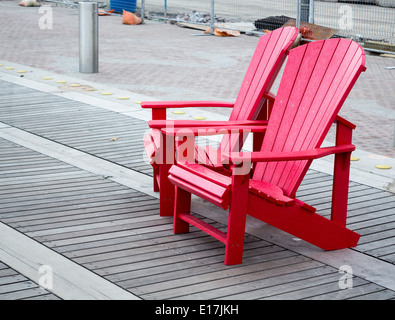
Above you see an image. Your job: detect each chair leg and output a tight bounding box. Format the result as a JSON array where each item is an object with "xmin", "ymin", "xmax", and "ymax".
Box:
[
  {"xmin": 331, "ymin": 151, "xmax": 351, "ymax": 227},
  {"xmin": 331, "ymin": 121, "xmax": 353, "ymax": 227},
  {"xmin": 224, "ymin": 209, "xmax": 247, "ymax": 265},
  {"xmin": 153, "ymin": 166, "xmax": 159, "ymax": 192},
  {"xmin": 173, "ymin": 186, "xmax": 191, "ymax": 234},
  {"xmin": 158, "ymin": 131, "xmax": 177, "ymax": 216},
  {"xmin": 159, "ymin": 164, "xmax": 175, "ymax": 217},
  {"xmin": 224, "ymin": 171, "xmax": 249, "ymax": 265}
]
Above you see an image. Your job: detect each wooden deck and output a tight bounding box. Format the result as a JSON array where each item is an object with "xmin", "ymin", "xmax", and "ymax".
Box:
[{"xmin": 1, "ymin": 78, "xmax": 395, "ymax": 300}]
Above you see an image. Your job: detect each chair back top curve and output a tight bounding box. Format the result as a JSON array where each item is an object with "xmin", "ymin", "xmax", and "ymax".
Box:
[{"xmin": 231, "ymin": 26, "xmax": 298, "ymax": 121}]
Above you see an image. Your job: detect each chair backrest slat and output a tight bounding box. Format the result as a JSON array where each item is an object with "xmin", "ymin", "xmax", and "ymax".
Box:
[
  {"xmin": 219, "ymin": 27, "xmax": 298, "ymax": 154},
  {"xmin": 252, "ymin": 38, "xmax": 366, "ymax": 197},
  {"xmin": 232, "ymin": 27, "xmax": 298, "ymax": 120}
]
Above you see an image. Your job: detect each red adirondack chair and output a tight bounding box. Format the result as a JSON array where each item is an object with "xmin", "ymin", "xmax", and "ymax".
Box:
[
  {"xmin": 168, "ymin": 38, "xmax": 367, "ymax": 265},
  {"xmin": 141, "ymin": 26, "xmax": 298, "ymax": 216}
]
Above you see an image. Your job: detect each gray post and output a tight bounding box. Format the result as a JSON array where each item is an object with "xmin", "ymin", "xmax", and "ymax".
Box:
[
  {"xmin": 79, "ymin": 2, "xmax": 98, "ymax": 73},
  {"xmin": 210, "ymin": 0, "xmax": 215, "ymax": 34},
  {"xmin": 296, "ymin": 0, "xmax": 301, "ymax": 30},
  {"xmin": 141, "ymin": 0, "xmax": 145, "ymax": 23},
  {"xmin": 301, "ymin": 0, "xmax": 310, "ymax": 23},
  {"xmin": 309, "ymin": 0, "xmax": 314, "ymax": 24},
  {"xmin": 164, "ymin": 0, "xmax": 167, "ymax": 22}
]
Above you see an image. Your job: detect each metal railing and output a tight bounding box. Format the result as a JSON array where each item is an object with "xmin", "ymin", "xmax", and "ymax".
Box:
[{"xmin": 135, "ymin": 0, "xmax": 395, "ymax": 53}]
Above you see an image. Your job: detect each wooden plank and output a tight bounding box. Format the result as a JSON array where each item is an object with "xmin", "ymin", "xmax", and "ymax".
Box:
[
  {"xmin": 349, "ymin": 289, "xmax": 395, "ymax": 300},
  {"xmin": 22, "ymin": 293, "xmax": 61, "ymax": 300},
  {"xmin": 306, "ymin": 188, "xmax": 389, "ymax": 209},
  {"xmin": 297, "ymin": 177, "xmax": 334, "ymax": 190},
  {"xmin": 380, "ymin": 253, "xmax": 395, "ymax": 264},
  {"xmin": 122, "ymin": 246, "xmax": 293, "ymax": 290},
  {"xmin": 0, "ymin": 199, "xmax": 156, "ymax": 221},
  {"xmin": 0, "ymin": 166, "xmax": 88, "ymax": 180},
  {"xmin": 0, "ymin": 263, "xmax": 9, "ymax": 270},
  {"xmin": 0, "ymin": 187, "xmax": 142, "ymax": 206},
  {"xmin": 0, "ymin": 268, "xmax": 19, "ymax": 278},
  {"xmin": 0, "ymin": 95, "xmax": 153, "ymax": 175},
  {"xmin": 5, "ymin": 203, "xmax": 159, "ymax": 227},
  {"xmin": 31, "ymin": 215, "xmax": 173, "ymax": 244},
  {"xmin": 0, "ymin": 274, "xmax": 27, "ymax": 286},
  {"xmin": 213, "ymin": 266, "xmax": 334, "ymax": 300},
  {"xmin": 63, "ymin": 227, "xmax": 223, "ymax": 259},
  {"xmin": 0, "ymin": 171, "xmax": 96, "ymax": 185},
  {"xmin": 349, "ymin": 201, "xmax": 395, "ymax": 218},
  {"xmin": 95, "ymin": 240, "xmax": 264, "ymax": 277},
  {"xmin": 58, "ymin": 229, "xmax": 175, "ymax": 255},
  {"xmin": 309, "ymin": 190, "xmax": 395, "ymax": 211},
  {"xmin": 297, "ymin": 184, "xmax": 367, "ymax": 201},
  {"xmin": 348, "ymin": 207, "xmax": 395, "ymax": 227},
  {"xmin": 0, "ymin": 187, "xmax": 139, "ymax": 207},
  {"xmin": 357, "ymin": 236, "xmax": 395, "ymax": 253},
  {"xmin": 0, "ymin": 181, "xmax": 129, "ymax": 200},
  {"xmin": 108, "ymin": 244, "xmax": 286, "ymax": 284},
  {"xmin": 262, "ymin": 277, "xmax": 373, "ymax": 300},
  {"xmin": 0, "ymin": 280, "xmax": 39, "ymax": 294},
  {"xmin": 364, "ymin": 243, "xmax": 395, "ymax": 257},
  {"xmin": 147, "ymin": 259, "xmax": 326, "ymax": 300},
  {"xmin": 134, "ymin": 253, "xmax": 307, "ymax": 298},
  {"xmin": 3, "ymin": 200, "xmax": 158, "ymax": 225},
  {"xmin": 0, "ymin": 175, "xmax": 99, "ymax": 190},
  {"xmin": 0, "ymin": 288, "xmax": 59, "ymax": 300},
  {"xmin": 86, "ymin": 237, "xmax": 240, "ymax": 272},
  {"xmin": 358, "ymin": 228, "xmax": 395, "ymax": 245},
  {"xmin": 43, "ymin": 223, "xmax": 173, "ymax": 248},
  {"xmin": 13, "ymin": 207, "xmax": 160, "ymax": 233},
  {"xmin": 74, "ymin": 235, "xmax": 222, "ymax": 265},
  {"xmin": 354, "ymin": 218, "xmax": 395, "ymax": 237},
  {"xmin": 41, "ymin": 130, "xmax": 147, "ymax": 145},
  {"xmin": 0, "ymin": 158, "xmax": 58, "ymax": 167},
  {"xmin": 0, "ymin": 110, "xmax": 141, "ymax": 127},
  {"xmin": 25, "ymin": 213, "xmax": 170, "ymax": 240},
  {"xmin": 347, "ymin": 194, "xmax": 395, "ymax": 212}
]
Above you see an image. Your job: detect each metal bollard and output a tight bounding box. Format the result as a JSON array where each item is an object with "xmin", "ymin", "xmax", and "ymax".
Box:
[
  {"xmin": 208, "ymin": 0, "xmax": 215, "ymax": 35},
  {"xmin": 309, "ymin": 0, "xmax": 314, "ymax": 24},
  {"xmin": 296, "ymin": 0, "xmax": 301, "ymax": 30},
  {"xmin": 79, "ymin": 2, "xmax": 98, "ymax": 73},
  {"xmin": 141, "ymin": 0, "xmax": 145, "ymax": 23},
  {"xmin": 300, "ymin": 0, "xmax": 310, "ymax": 23}
]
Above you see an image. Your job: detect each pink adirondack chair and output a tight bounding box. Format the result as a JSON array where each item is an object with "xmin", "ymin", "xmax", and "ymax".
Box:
[
  {"xmin": 168, "ymin": 38, "xmax": 367, "ymax": 265},
  {"xmin": 141, "ymin": 26, "xmax": 298, "ymax": 216}
]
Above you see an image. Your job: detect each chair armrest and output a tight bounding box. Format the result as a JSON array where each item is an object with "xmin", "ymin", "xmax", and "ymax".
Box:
[
  {"xmin": 141, "ymin": 101, "xmax": 235, "ymax": 109},
  {"xmin": 335, "ymin": 115, "xmax": 356, "ymax": 129},
  {"xmin": 223, "ymin": 144, "xmax": 356, "ymax": 163},
  {"xmin": 149, "ymin": 119, "xmax": 268, "ymax": 129},
  {"xmin": 161, "ymin": 124, "xmax": 268, "ymax": 137}
]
